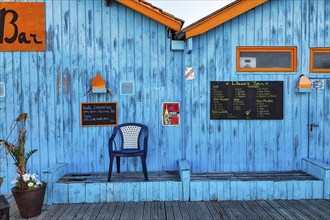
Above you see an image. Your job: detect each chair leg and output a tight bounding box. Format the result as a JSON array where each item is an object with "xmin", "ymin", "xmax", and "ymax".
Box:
[
  {"xmin": 141, "ymin": 156, "xmax": 148, "ymax": 181},
  {"xmin": 116, "ymin": 157, "xmax": 121, "ymax": 173},
  {"xmin": 108, "ymin": 155, "xmax": 115, "ymax": 182}
]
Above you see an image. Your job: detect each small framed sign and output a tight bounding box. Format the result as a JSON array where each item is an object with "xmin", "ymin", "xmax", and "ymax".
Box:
[
  {"xmin": 0, "ymin": 2, "xmax": 46, "ymax": 51},
  {"xmin": 162, "ymin": 102, "xmax": 180, "ymax": 126},
  {"xmin": 185, "ymin": 67, "xmax": 194, "ymax": 80},
  {"xmin": 80, "ymin": 102, "xmax": 118, "ymax": 126}
]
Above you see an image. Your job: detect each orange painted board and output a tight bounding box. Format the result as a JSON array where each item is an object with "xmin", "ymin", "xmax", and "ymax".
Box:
[
  {"xmin": 0, "ymin": 2, "xmax": 46, "ymax": 51},
  {"xmin": 183, "ymin": 0, "xmax": 268, "ymax": 39},
  {"xmin": 116, "ymin": 0, "xmax": 182, "ymax": 31}
]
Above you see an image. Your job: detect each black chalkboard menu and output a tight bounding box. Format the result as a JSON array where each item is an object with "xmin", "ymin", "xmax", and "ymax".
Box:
[
  {"xmin": 81, "ymin": 102, "xmax": 118, "ymax": 126},
  {"xmin": 210, "ymin": 81, "xmax": 283, "ymax": 120}
]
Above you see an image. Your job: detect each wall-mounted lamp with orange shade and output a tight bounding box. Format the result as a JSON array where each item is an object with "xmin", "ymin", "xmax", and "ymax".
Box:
[
  {"xmin": 84, "ymin": 74, "xmax": 113, "ymax": 96},
  {"xmin": 295, "ymin": 74, "xmax": 312, "ymax": 93}
]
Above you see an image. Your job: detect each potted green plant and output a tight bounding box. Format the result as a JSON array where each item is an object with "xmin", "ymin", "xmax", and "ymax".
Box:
[{"xmin": 0, "ymin": 113, "xmax": 47, "ymax": 218}]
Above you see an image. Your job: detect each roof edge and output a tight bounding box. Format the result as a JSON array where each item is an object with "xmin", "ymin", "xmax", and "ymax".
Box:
[
  {"xmin": 115, "ymin": 0, "xmax": 184, "ymax": 31},
  {"xmin": 176, "ymin": 0, "xmax": 268, "ymax": 39}
]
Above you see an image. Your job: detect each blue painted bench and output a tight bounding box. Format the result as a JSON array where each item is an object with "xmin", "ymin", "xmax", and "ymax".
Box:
[{"xmin": 42, "ymin": 158, "xmax": 329, "ymax": 204}]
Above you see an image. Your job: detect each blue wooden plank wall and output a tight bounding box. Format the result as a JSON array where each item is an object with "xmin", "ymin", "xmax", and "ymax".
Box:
[
  {"xmin": 0, "ymin": 0, "xmax": 329, "ymax": 193},
  {"xmin": 183, "ymin": 0, "xmax": 330, "ymax": 173}
]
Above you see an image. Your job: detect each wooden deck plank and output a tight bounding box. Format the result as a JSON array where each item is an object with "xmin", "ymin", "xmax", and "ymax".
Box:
[
  {"xmin": 198, "ymin": 202, "xmax": 213, "ymax": 219},
  {"xmin": 150, "ymin": 202, "xmax": 159, "ymax": 220},
  {"xmin": 276, "ymin": 200, "xmax": 312, "ymax": 220},
  {"xmin": 132, "ymin": 202, "xmax": 144, "ymax": 220},
  {"xmin": 164, "ymin": 201, "xmax": 175, "ymax": 219},
  {"xmin": 5, "ymin": 195, "xmax": 23, "ymax": 220},
  {"xmin": 36, "ymin": 204, "xmax": 63, "ymax": 220},
  {"xmin": 285, "ymin": 200, "xmax": 322, "ymax": 220},
  {"xmin": 300, "ymin": 200, "xmax": 330, "ymax": 218},
  {"xmin": 61, "ymin": 171, "xmax": 181, "ymax": 183},
  {"xmin": 112, "ymin": 202, "xmax": 124, "ymax": 219},
  {"xmin": 7, "ymin": 199, "xmax": 330, "ymax": 220},
  {"xmin": 157, "ymin": 201, "xmax": 166, "ymax": 219},
  {"xmin": 212, "ymin": 201, "xmax": 230, "ymax": 220},
  {"xmin": 171, "ymin": 201, "xmax": 183, "ymax": 220},
  {"xmin": 88, "ymin": 203, "xmax": 104, "ymax": 219},
  {"xmin": 119, "ymin": 202, "xmax": 131, "ymax": 220},
  {"xmin": 122, "ymin": 202, "xmax": 143, "ymax": 220},
  {"xmin": 142, "ymin": 201, "xmax": 151, "ymax": 219},
  {"xmin": 256, "ymin": 200, "xmax": 286, "ymax": 220},
  {"xmin": 204, "ymin": 201, "xmax": 222, "ymax": 219},
  {"xmin": 229, "ymin": 201, "xmax": 252, "ymax": 220},
  {"xmin": 33, "ymin": 205, "xmax": 59, "ymax": 220},
  {"xmin": 58, "ymin": 203, "xmax": 83, "ymax": 219},
  {"xmin": 223, "ymin": 201, "xmax": 247, "ymax": 219},
  {"xmin": 267, "ymin": 200, "xmax": 299, "ymax": 220},
  {"xmin": 95, "ymin": 203, "xmax": 111, "ymax": 220},
  {"xmin": 217, "ymin": 202, "xmax": 237, "ymax": 219},
  {"xmin": 102, "ymin": 202, "xmax": 118, "ymax": 220},
  {"xmin": 8, "ymin": 203, "xmax": 21, "ymax": 220},
  {"xmin": 306, "ymin": 199, "xmax": 330, "ymax": 213},
  {"xmin": 190, "ymin": 171, "xmax": 318, "ymax": 181},
  {"xmin": 245, "ymin": 200, "xmax": 274, "ymax": 219},
  {"xmin": 73, "ymin": 203, "xmax": 91, "ymax": 219},
  {"xmin": 237, "ymin": 201, "xmax": 263, "ymax": 220},
  {"xmin": 50, "ymin": 204, "xmax": 68, "ymax": 220},
  {"xmin": 128, "ymin": 203, "xmax": 138, "ymax": 219},
  {"xmin": 319, "ymin": 199, "xmax": 330, "ymax": 209},
  {"xmin": 178, "ymin": 201, "xmax": 190, "ymax": 220},
  {"xmin": 186, "ymin": 201, "xmax": 205, "ymax": 220},
  {"xmin": 232, "ymin": 201, "xmax": 262, "ymax": 220}
]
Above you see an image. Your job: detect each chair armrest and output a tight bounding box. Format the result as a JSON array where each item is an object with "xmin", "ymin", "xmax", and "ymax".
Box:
[
  {"xmin": 143, "ymin": 127, "xmax": 148, "ymax": 155},
  {"xmin": 108, "ymin": 128, "xmax": 118, "ymax": 152}
]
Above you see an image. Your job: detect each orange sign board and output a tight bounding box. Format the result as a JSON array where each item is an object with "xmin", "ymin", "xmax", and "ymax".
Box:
[{"xmin": 0, "ymin": 2, "xmax": 46, "ymax": 51}]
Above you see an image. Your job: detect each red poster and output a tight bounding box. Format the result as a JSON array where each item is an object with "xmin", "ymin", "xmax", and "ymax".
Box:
[
  {"xmin": 0, "ymin": 2, "xmax": 46, "ymax": 51},
  {"xmin": 162, "ymin": 102, "xmax": 180, "ymax": 126}
]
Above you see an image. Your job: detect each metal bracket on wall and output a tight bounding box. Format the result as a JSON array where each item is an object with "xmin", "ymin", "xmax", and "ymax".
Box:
[
  {"xmin": 0, "ymin": 82, "xmax": 5, "ymax": 98},
  {"xmin": 186, "ymin": 38, "xmax": 193, "ymax": 54}
]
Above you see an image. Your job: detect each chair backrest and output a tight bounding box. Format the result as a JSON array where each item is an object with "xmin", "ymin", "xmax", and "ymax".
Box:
[
  {"xmin": 110, "ymin": 123, "xmax": 148, "ymax": 152},
  {"xmin": 120, "ymin": 125, "xmax": 142, "ymax": 149}
]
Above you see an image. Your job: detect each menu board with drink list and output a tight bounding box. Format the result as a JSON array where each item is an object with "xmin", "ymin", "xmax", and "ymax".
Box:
[{"xmin": 210, "ymin": 81, "xmax": 283, "ymax": 120}]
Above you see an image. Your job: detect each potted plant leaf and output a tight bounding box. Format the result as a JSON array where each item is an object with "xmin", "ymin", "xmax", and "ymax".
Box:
[{"xmin": 0, "ymin": 113, "xmax": 47, "ymax": 218}]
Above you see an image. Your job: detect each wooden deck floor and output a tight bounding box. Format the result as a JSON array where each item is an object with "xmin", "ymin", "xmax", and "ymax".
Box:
[
  {"xmin": 6, "ymin": 195, "xmax": 330, "ymax": 220},
  {"xmin": 59, "ymin": 171, "xmax": 318, "ymax": 183}
]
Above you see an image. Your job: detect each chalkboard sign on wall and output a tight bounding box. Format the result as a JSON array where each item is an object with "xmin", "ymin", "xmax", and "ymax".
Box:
[
  {"xmin": 210, "ymin": 81, "xmax": 283, "ymax": 120},
  {"xmin": 81, "ymin": 102, "xmax": 118, "ymax": 126}
]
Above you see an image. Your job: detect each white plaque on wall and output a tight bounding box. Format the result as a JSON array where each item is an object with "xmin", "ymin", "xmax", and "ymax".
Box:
[
  {"xmin": 185, "ymin": 67, "xmax": 194, "ymax": 80},
  {"xmin": 240, "ymin": 57, "xmax": 256, "ymax": 68}
]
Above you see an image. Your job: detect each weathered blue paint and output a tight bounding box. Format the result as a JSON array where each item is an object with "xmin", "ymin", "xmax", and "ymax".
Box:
[
  {"xmin": 178, "ymin": 159, "xmax": 190, "ymax": 201},
  {"xmin": 52, "ymin": 181, "xmax": 185, "ymax": 204},
  {"xmin": 190, "ymin": 179, "xmax": 324, "ymax": 201},
  {"xmin": 45, "ymin": 160, "xmax": 326, "ymax": 203},
  {"xmin": 41, "ymin": 162, "xmax": 68, "ymax": 204},
  {"xmin": 302, "ymin": 158, "xmax": 330, "ymax": 199},
  {"xmin": 0, "ymin": 0, "xmax": 329, "ymax": 194}
]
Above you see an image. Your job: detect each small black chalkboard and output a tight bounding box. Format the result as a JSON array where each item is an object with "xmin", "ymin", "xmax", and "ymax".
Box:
[
  {"xmin": 80, "ymin": 102, "xmax": 118, "ymax": 126},
  {"xmin": 210, "ymin": 81, "xmax": 283, "ymax": 120}
]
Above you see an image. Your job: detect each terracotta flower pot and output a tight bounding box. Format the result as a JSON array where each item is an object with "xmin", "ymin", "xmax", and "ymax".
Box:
[{"xmin": 11, "ymin": 182, "xmax": 47, "ymax": 218}]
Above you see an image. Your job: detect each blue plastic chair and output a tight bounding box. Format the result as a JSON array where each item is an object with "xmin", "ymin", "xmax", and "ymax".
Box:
[{"xmin": 107, "ymin": 123, "xmax": 149, "ymax": 181}]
